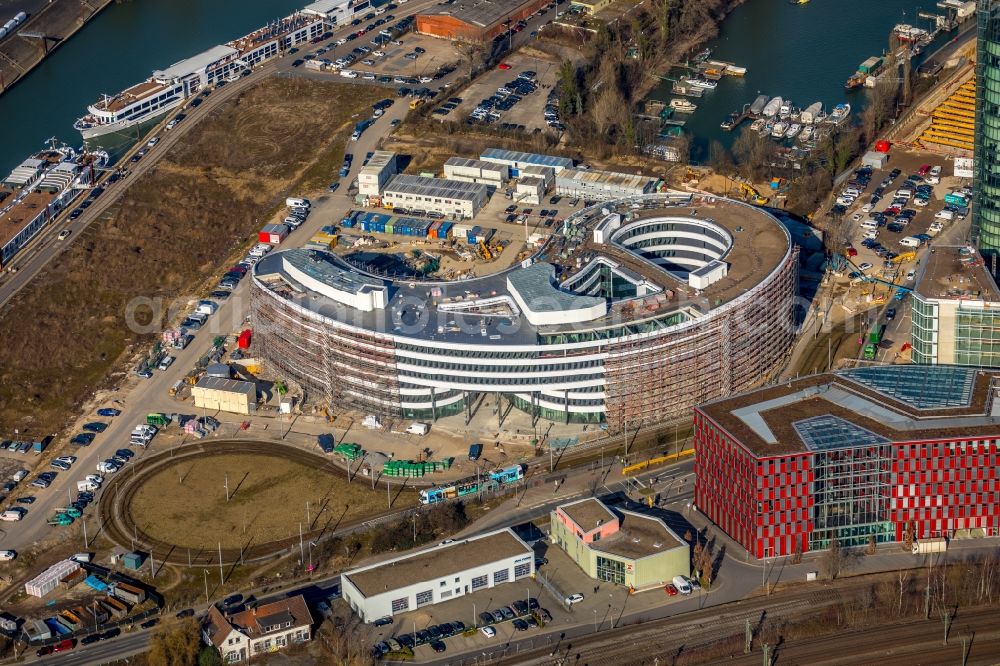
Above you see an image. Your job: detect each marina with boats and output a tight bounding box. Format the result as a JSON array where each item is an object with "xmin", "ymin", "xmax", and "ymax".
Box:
[{"xmin": 642, "ymin": 0, "xmax": 975, "ymax": 163}]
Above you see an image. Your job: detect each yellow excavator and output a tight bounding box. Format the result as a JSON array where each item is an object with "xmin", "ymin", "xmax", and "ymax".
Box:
[
  {"xmin": 478, "ymin": 240, "xmax": 493, "ymax": 261},
  {"xmin": 738, "ymin": 181, "xmax": 770, "ymax": 206}
]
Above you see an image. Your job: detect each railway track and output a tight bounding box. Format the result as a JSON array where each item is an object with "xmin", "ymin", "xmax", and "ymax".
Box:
[
  {"xmin": 507, "ymin": 579, "xmax": 902, "ymax": 666},
  {"xmin": 96, "ymin": 439, "xmax": 424, "ymax": 566}
]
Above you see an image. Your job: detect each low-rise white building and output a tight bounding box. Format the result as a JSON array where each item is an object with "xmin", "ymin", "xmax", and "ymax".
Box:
[
  {"xmin": 443, "ymin": 157, "xmax": 508, "ymax": 192},
  {"xmin": 480, "ymin": 148, "xmax": 573, "ymax": 174},
  {"xmin": 341, "ymin": 528, "xmax": 534, "ymax": 622},
  {"xmin": 203, "ymin": 595, "xmax": 313, "ymax": 663},
  {"xmin": 359, "ymin": 151, "xmax": 399, "ymax": 197},
  {"xmin": 555, "ymin": 168, "xmax": 658, "ymax": 200},
  {"xmin": 515, "ymin": 176, "xmax": 546, "ymax": 205},
  {"xmin": 382, "ymin": 174, "xmax": 489, "ymax": 219}
]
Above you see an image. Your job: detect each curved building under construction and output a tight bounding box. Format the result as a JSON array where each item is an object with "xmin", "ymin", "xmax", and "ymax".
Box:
[{"xmin": 249, "ymin": 193, "xmax": 799, "ymax": 432}]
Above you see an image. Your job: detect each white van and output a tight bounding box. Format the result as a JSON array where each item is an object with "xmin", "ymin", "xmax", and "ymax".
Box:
[
  {"xmin": 672, "ymin": 575, "xmax": 693, "ymax": 595},
  {"xmin": 899, "ymin": 236, "xmax": 921, "ymax": 248},
  {"xmin": 935, "ymin": 209, "xmax": 955, "ymax": 221},
  {"xmin": 1, "ymin": 509, "xmax": 24, "ymax": 522},
  {"xmin": 406, "ymin": 422, "xmax": 430, "ymax": 436},
  {"xmin": 11, "ymin": 470, "xmax": 27, "ymax": 482},
  {"xmin": 77, "ymin": 480, "xmax": 98, "ymax": 492},
  {"xmin": 285, "ymin": 197, "xmax": 310, "ymax": 209},
  {"xmin": 860, "ymin": 219, "xmax": 879, "ymax": 231}
]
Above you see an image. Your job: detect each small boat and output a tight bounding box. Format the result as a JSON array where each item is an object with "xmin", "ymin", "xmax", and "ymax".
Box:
[
  {"xmin": 670, "ymin": 98, "xmax": 697, "ymax": 113},
  {"xmin": 762, "ymin": 96, "xmax": 783, "ymax": 118},
  {"xmin": 830, "ymin": 103, "xmax": 852, "ymax": 123},
  {"xmin": 685, "ymin": 77, "xmax": 718, "ymax": 89},
  {"xmin": 800, "ymin": 102, "xmax": 823, "ymax": 125},
  {"xmin": 778, "ymin": 101, "xmax": 793, "ymax": 119},
  {"xmin": 750, "ymin": 118, "xmax": 766, "ymax": 132},
  {"xmin": 771, "ymin": 121, "xmax": 789, "ymax": 138},
  {"xmin": 672, "ymin": 82, "xmax": 704, "ymax": 97},
  {"xmin": 749, "ymin": 94, "xmax": 769, "ymax": 115},
  {"xmin": 724, "ymin": 65, "xmax": 747, "ymax": 76},
  {"xmin": 799, "ymin": 125, "xmax": 815, "ymax": 142},
  {"xmin": 785, "ymin": 123, "xmax": 802, "ymax": 138}
]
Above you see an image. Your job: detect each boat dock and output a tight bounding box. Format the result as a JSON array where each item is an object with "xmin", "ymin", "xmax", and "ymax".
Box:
[
  {"xmin": 0, "ymin": 0, "xmax": 116, "ymax": 97},
  {"xmin": 720, "ymin": 104, "xmax": 753, "ymax": 132}
]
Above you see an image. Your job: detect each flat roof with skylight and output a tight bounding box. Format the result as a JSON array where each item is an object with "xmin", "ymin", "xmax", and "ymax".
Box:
[{"xmin": 700, "ymin": 365, "xmax": 1000, "ymax": 456}]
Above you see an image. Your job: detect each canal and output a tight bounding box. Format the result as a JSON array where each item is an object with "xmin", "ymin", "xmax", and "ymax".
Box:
[
  {"xmin": 647, "ymin": 0, "xmax": 960, "ymax": 161},
  {"xmin": 0, "ymin": 0, "xmax": 304, "ymax": 175}
]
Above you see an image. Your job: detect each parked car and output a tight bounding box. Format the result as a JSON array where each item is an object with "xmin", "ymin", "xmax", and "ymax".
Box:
[{"xmin": 565, "ymin": 593, "xmax": 585, "ymax": 605}]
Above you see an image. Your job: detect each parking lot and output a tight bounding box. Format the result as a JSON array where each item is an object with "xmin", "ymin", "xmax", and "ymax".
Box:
[
  {"xmin": 830, "ymin": 152, "xmax": 969, "ymax": 286},
  {"xmin": 442, "ymin": 51, "xmax": 561, "ymax": 132},
  {"xmin": 367, "ymin": 575, "xmax": 556, "ymax": 660}
]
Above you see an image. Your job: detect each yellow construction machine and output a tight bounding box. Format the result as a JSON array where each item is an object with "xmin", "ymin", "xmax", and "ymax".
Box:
[{"xmin": 738, "ymin": 181, "xmax": 770, "ymax": 206}]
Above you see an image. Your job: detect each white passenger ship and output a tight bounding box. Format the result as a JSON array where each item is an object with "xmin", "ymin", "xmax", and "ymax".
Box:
[{"xmin": 74, "ymin": 12, "xmax": 329, "ymax": 145}]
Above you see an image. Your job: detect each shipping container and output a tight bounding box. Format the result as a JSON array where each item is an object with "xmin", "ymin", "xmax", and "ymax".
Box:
[{"xmin": 258, "ymin": 223, "xmax": 289, "ymax": 245}]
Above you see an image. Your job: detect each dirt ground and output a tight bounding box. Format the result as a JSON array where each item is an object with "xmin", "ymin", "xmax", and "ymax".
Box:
[
  {"xmin": 0, "ymin": 76, "xmax": 383, "ymax": 440},
  {"xmin": 129, "ymin": 452, "xmax": 416, "ymax": 550}
]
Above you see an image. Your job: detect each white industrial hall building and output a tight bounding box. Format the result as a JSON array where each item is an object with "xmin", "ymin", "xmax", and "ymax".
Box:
[
  {"xmin": 381, "ymin": 174, "xmax": 490, "ymax": 219},
  {"xmin": 340, "ymin": 528, "xmax": 534, "ymax": 622}
]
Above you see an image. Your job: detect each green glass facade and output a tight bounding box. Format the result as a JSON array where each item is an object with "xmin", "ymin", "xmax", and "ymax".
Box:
[
  {"xmin": 910, "ymin": 297, "xmax": 938, "ymax": 364},
  {"xmin": 955, "ymin": 307, "xmax": 1000, "ymax": 365},
  {"xmin": 911, "ymin": 294, "xmax": 1000, "ymax": 366},
  {"xmin": 975, "ymin": 0, "xmax": 1000, "ymax": 253}
]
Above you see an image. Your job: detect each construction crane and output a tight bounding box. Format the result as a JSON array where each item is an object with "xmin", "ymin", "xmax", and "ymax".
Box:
[{"xmin": 738, "ymin": 181, "xmax": 770, "ymax": 206}]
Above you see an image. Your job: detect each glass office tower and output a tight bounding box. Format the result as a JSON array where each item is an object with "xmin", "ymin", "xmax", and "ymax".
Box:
[{"xmin": 975, "ymin": 0, "xmax": 1000, "ymax": 254}]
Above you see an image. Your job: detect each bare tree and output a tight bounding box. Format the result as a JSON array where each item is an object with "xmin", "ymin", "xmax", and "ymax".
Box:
[{"xmin": 821, "ymin": 538, "xmax": 845, "ymax": 580}]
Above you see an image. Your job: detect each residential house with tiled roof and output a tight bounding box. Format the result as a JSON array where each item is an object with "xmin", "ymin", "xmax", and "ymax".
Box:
[{"xmin": 201, "ymin": 594, "xmax": 313, "ymax": 663}]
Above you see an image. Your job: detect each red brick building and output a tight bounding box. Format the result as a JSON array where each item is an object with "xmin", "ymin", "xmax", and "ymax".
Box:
[
  {"xmin": 695, "ymin": 365, "xmax": 1000, "ymax": 559},
  {"xmin": 416, "ymin": 0, "xmax": 548, "ymax": 42}
]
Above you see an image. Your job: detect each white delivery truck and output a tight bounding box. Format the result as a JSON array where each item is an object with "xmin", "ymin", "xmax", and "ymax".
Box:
[{"xmin": 77, "ymin": 480, "xmax": 99, "ymax": 492}]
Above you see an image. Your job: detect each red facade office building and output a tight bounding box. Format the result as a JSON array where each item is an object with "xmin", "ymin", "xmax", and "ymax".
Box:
[{"xmin": 695, "ymin": 365, "xmax": 1000, "ymax": 559}]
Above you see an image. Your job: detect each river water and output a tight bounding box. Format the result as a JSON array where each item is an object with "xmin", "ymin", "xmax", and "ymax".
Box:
[
  {"xmin": 0, "ymin": 0, "xmax": 303, "ymax": 175},
  {"xmin": 648, "ymin": 0, "xmax": 957, "ymax": 161},
  {"xmin": 0, "ymin": 0, "xmax": 968, "ymax": 174}
]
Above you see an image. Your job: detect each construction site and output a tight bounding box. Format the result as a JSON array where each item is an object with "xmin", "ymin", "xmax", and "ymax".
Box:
[{"xmin": 248, "ymin": 192, "xmax": 801, "ymax": 434}]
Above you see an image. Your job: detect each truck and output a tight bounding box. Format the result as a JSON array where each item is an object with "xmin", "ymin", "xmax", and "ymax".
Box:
[
  {"xmin": 869, "ymin": 324, "xmax": 886, "ymax": 345},
  {"xmin": 351, "ymin": 119, "xmax": 373, "ymax": 141},
  {"xmin": 77, "ymin": 480, "xmax": 98, "ymax": 492},
  {"xmin": 146, "ymin": 413, "xmax": 170, "ymax": 427},
  {"xmin": 863, "ymin": 343, "xmax": 878, "ymax": 360},
  {"xmin": 912, "ymin": 537, "xmax": 947, "ymax": 554},
  {"xmin": 32, "ymin": 440, "xmax": 47, "ymax": 455},
  {"xmin": 468, "ymin": 443, "xmax": 483, "ymax": 461}
]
